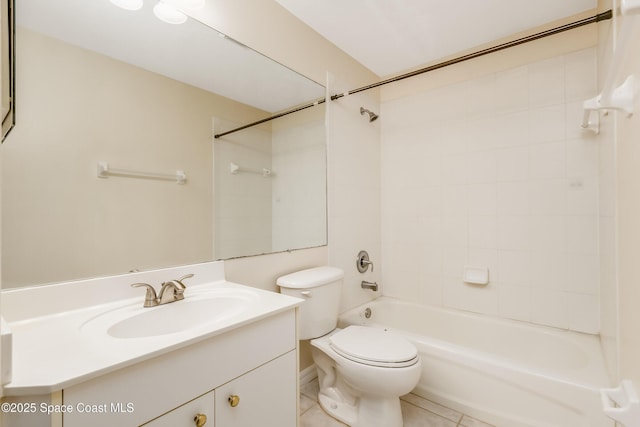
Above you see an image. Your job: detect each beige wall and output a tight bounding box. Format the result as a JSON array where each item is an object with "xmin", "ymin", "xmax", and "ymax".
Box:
[
  {"xmin": 190, "ymin": 0, "xmax": 382, "ymax": 371},
  {"xmin": 1, "ymin": 0, "xmax": 378, "ymax": 373},
  {"xmin": 2, "ymin": 28, "xmax": 273, "ymax": 287}
]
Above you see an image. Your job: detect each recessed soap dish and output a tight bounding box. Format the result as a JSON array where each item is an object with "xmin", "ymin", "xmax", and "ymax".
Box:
[{"xmin": 463, "ymin": 266, "xmax": 489, "ymax": 285}]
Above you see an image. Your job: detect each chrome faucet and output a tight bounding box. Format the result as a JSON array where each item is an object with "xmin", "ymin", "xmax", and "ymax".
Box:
[
  {"xmin": 361, "ymin": 280, "xmax": 379, "ymax": 291},
  {"xmin": 131, "ymin": 274, "xmax": 194, "ymax": 307},
  {"xmin": 159, "ymin": 274, "xmax": 193, "ymax": 303}
]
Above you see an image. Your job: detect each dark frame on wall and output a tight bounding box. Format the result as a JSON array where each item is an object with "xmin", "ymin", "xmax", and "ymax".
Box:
[{"xmin": 1, "ymin": 0, "xmax": 14, "ymax": 142}]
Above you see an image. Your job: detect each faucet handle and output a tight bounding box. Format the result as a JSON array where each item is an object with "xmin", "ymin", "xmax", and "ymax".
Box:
[
  {"xmin": 356, "ymin": 251, "xmax": 374, "ymax": 273},
  {"xmin": 174, "ymin": 273, "xmax": 194, "ymax": 289},
  {"xmin": 131, "ymin": 283, "xmax": 158, "ymax": 307},
  {"xmin": 159, "ymin": 274, "xmax": 193, "ymax": 302}
]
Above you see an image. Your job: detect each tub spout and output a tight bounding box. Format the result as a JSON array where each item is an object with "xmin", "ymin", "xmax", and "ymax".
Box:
[{"xmin": 361, "ymin": 280, "xmax": 378, "ymax": 291}]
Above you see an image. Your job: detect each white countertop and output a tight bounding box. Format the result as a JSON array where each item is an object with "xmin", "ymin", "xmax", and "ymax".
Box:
[{"xmin": 2, "ymin": 263, "xmax": 301, "ymax": 396}]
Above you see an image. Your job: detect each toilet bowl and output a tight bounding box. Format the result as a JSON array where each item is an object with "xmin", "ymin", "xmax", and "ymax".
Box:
[
  {"xmin": 277, "ymin": 267, "xmax": 421, "ymax": 427},
  {"xmin": 311, "ymin": 326, "xmax": 421, "ymax": 427}
]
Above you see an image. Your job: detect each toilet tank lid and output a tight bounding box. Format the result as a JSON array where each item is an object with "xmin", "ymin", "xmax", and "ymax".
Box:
[{"xmin": 277, "ymin": 266, "xmax": 344, "ymax": 289}]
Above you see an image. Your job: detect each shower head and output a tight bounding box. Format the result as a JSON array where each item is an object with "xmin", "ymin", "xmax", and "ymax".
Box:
[{"xmin": 360, "ymin": 107, "xmax": 379, "ymax": 122}]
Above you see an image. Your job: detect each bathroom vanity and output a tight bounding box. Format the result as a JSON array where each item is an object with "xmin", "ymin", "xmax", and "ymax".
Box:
[{"xmin": 1, "ymin": 261, "xmax": 301, "ymax": 427}]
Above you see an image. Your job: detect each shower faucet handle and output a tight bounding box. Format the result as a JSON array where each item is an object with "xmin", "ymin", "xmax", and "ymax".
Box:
[{"xmin": 356, "ymin": 250, "xmax": 374, "ymax": 273}]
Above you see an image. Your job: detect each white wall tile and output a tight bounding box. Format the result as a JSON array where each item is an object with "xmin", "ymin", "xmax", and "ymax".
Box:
[
  {"xmin": 443, "ymin": 277, "xmax": 499, "ymax": 315},
  {"xmin": 441, "ymin": 153, "xmax": 468, "ymax": 186},
  {"xmin": 383, "ymin": 214, "xmax": 420, "ymax": 244},
  {"xmin": 529, "ymin": 141, "xmax": 566, "ymax": 179},
  {"xmin": 497, "ymin": 182, "xmax": 529, "ymax": 215},
  {"xmin": 441, "ymin": 215, "xmax": 468, "ymax": 248},
  {"xmin": 567, "ymin": 215, "xmax": 598, "ymax": 254},
  {"xmin": 420, "ymin": 244, "xmax": 443, "ymax": 278},
  {"xmin": 530, "ymin": 250, "xmax": 567, "ymax": 292},
  {"xmin": 498, "ymin": 285, "xmax": 531, "ymax": 322},
  {"xmin": 531, "ymin": 288, "xmax": 568, "ymax": 329},
  {"xmin": 498, "ymin": 250, "xmax": 531, "ymax": 287},
  {"xmin": 494, "ymin": 111, "xmax": 530, "ymax": 148},
  {"xmin": 564, "ymin": 48, "xmax": 597, "ymax": 102},
  {"xmin": 442, "ymin": 185, "xmax": 468, "ymax": 215},
  {"xmin": 567, "ymin": 138, "xmax": 599, "ymax": 177},
  {"xmin": 567, "ymin": 252, "xmax": 599, "ymax": 295},
  {"xmin": 567, "ymin": 176, "xmax": 598, "ymax": 216},
  {"xmin": 494, "ymin": 66, "xmax": 529, "ymax": 113},
  {"xmin": 497, "ymin": 215, "xmax": 530, "ymax": 251},
  {"xmin": 379, "ymin": 49, "xmax": 600, "ymax": 332},
  {"xmin": 382, "ymin": 241, "xmax": 420, "ymax": 300},
  {"xmin": 466, "ymin": 150, "xmax": 497, "ymax": 183},
  {"xmin": 467, "ymin": 116, "xmax": 500, "ymax": 151},
  {"xmin": 443, "ymin": 120, "xmax": 470, "ymax": 154},
  {"xmin": 529, "ymin": 105, "xmax": 565, "ymax": 143},
  {"xmin": 467, "ymin": 183, "xmax": 497, "ymax": 216},
  {"xmin": 529, "ymin": 215, "xmax": 567, "ymax": 252},
  {"xmin": 418, "ymin": 186, "xmax": 443, "ymax": 217},
  {"xmin": 568, "ymin": 293, "xmax": 599, "ymax": 334},
  {"xmin": 529, "ymin": 179, "xmax": 568, "ymax": 215},
  {"xmin": 419, "ymin": 274, "xmax": 444, "ymax": 306},
  {"xmin": 442, "ymin": 246, "xmax": 467, "ymax": 279},
  {"xmin": 469, "ymin": 215, "xmax": 497, "ymax": 249},
  {"xmin": 418, "ymin": 216, "xmax": 443, "ymax": 248},
  {"xmin": 529, "ymin": 56, "xmax": 565, "ymax": 108},
  {"xmin": 464, "ymin": 74, "xmax": 496, "ymax": 117},
  {"xmin": 496, "ymin": 146, "xmax": 529, "ymax": 182}
]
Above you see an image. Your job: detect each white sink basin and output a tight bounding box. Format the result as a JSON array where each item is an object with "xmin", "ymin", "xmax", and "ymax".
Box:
[{"xmin": 81, "ymin": 288, "xmax": 260, "ymax": 339}]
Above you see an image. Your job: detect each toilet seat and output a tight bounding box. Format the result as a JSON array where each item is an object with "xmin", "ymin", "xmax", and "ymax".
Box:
[{"xmin": 329, "ymin": 326, "xmax": 418, "ymax": 368}]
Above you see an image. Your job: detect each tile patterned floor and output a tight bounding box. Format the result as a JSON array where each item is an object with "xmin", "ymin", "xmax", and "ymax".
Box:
[{"xmin": 300, "ymin": 379, "xmax": 495, "ymax": 427}]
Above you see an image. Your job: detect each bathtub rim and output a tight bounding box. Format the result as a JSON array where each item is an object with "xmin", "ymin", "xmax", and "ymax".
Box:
[{"xmin": 338, "ymin": 296, "xmax": 612, "ymax": 391}]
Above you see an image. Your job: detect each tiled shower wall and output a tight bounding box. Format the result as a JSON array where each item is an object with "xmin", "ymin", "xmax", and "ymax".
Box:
[{"xmin": 380, "ymin": 48, "xmax": 599, "ymax": 333}]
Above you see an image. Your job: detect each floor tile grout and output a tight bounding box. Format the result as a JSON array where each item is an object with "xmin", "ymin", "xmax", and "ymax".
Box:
[{"xmin": 401, "ymin": 398, "xmax": 464, "ymax": 425}]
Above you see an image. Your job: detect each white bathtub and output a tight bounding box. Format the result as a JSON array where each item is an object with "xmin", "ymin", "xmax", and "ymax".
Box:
[{"xmin": 338, "ymin": 297, "xmax": 613, "ymax": 427}]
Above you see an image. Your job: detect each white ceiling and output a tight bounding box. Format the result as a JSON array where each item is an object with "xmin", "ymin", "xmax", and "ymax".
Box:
[{"xmin": 275, "ymin": 0, "xmax": 597, "ymax": 77}]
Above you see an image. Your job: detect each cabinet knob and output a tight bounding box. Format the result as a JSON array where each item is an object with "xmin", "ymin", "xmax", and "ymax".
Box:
[
  {"xmin": 193, "ymin": 413, "xmax": 207, "ymax": 426},
  {"xmin": 228, "ymin": 394, "xmax": 240, "ymax": 407}
]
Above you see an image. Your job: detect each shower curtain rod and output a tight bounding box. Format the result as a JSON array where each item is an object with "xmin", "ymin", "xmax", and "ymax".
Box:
[
  {"xmin": 214, "ymin": 98, "xmax": 325, "ymax": 139},
  {"xmin": 214, "ymin": 9, "xmax": 612, "ymax": 139},
  {"xmin": 331, "ymin": 9, "xmax": 613, "ymax": 101}
]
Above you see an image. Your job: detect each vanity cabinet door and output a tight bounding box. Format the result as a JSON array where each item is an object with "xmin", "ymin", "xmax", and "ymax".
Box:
[
  {"xmin": 141, "ymin": 391, "xmax": 214, "ymax": 427},
  {"xmin": 215, "ymin": 350, "xmax": 297, "ymax": 427}
]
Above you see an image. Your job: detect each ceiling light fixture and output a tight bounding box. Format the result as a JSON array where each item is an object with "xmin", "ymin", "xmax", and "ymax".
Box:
[
  {"xmin": 153, "ymin": 1, "xmax": 188, "ymax": 24},
  {"xmin": 109, "ymin": 0, "xmax": 143, "ymax": 11}
]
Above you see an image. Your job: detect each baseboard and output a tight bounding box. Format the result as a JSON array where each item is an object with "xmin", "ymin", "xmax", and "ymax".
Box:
[{"xmin": 299, "ymin": 364, "xmax": 317, "ymax": 386}]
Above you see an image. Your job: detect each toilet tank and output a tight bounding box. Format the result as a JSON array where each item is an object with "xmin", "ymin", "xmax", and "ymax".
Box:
[{"xmin": 277, "ymin": 267, "xmax": 344, "ymax": 340}]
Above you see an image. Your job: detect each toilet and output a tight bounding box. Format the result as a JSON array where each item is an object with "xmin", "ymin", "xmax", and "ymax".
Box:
[{"xmin": 277, "ymin": 266, "xmax": 421, "ymax": 427}]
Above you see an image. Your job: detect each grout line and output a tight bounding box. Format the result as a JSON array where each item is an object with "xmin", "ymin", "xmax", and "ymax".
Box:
[{"xmin": 402, "ymin": 399, "xmax": 463, "ymax": 425}]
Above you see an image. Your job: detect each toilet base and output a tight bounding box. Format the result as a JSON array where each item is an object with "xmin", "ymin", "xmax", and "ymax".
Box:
[
  {"xmin": 318, "ymin": 390, "xmax": 403, "ymax": 427},
  {"xmin": 318, "ymin": 392, "xmax": 357, "ymax": 426}
]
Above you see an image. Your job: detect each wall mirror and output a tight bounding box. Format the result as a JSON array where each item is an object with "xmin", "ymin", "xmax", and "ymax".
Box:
[{"xmin": 2, "ymin": 0, "xmax": 326, "ymax": 288}]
